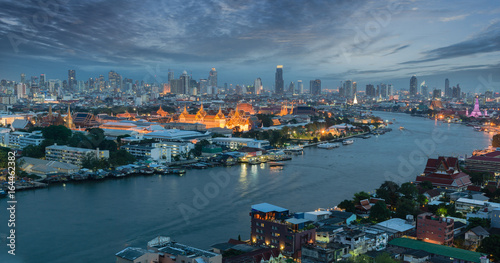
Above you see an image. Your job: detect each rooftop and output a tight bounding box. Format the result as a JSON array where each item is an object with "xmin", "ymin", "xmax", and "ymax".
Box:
[
  {"xmin": 115, "ymin": 247, "xmax": 151, "ymax": 261},
  {"xmin": 251, "ymin": 203, "xmax": 288, "ymax": 213},
  {"xmin": 389, "ymin": 238, "xmax": 486, "ymax": 263}
]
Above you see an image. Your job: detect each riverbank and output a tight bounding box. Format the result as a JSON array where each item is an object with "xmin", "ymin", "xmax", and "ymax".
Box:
[{"xmin": 0, "ymin": 111, "xmax": 491, "ymax": 263}]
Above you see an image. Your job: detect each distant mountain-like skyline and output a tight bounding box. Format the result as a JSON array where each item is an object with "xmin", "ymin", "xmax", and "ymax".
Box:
[{"xmin": 1, "ymin": 0, "xmax": 500, "ymax": 92}]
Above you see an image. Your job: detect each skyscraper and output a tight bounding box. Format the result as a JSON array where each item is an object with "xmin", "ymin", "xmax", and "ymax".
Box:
[
  {"xmin": 208, "ymin": 68, "xmax": 217, "ymax": 88},
  {"xmin": 20, "ymin": 73, "xmax": 25, "ymax": 84},
  {"xmin": 343, "ymin": 80, "xmax": 353, "ymax": 98},
  {"xmin": 444, "ymin": 78, "xmax": 451, "ymax": 97},
  {"xmin": 410, "ymin": 75, "xmax": 418, "ymax": 97},
  {"xmin": 310, "ymin": 79, "xmax": 321, "ymax": 95},
  {"xmin": 180, "ymin": 70, "xmax": 190, "ymax": 94},
  {"xmin": 275, "ymin": 65, "xmax": 284, "ymax": 95},
  {"xmin": 168, "ymin": 69, "xmax": 174, "ymax": 82},
  {"xmin": 39, "ymin": 74, "xmax": 46, "ymax": 88},
  {"xmin": 420, "ymin": 81, "xmax": 428, "ymax": 98},
  {"xmin": 68, "ymin": 70, "xmax": 76, "ymax": 90},
  {"xmin": 297, "ymin": 80, "xmax": 303, "ymax": 94},
  {"xmin": 288, "ymin": 81, "xmax": 295, "ymax": 94},
  {"xmin": 366, "ymin": 84, "xmax": 375, "ymax": 97},
  {"xmin": 254, "ymin": 78, "xmax": 262, "ymax": 95}
]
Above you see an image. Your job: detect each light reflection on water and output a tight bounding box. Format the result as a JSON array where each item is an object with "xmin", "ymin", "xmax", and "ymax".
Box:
[{"xmin": 0, "ymin": 112, "xmax": 492, "ymax": 263}]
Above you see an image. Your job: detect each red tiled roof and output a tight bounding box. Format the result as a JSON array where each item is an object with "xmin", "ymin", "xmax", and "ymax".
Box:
[
  {"xmin": 416, "ymin": 171, "xmax": 472, "ymax": 188},
  {"xmin": 467, "ymin": 185, "xmax": 482, "ymax": 192}
]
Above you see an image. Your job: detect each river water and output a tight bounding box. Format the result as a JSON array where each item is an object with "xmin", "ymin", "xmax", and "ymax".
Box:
[{"xmin": 0, "ymin": 111, "xmax": 492, "ymax": 263}]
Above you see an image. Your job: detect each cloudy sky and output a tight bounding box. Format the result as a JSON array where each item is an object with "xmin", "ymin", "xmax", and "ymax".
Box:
[{"xmin": 0, "ymin": 0, "xmax": 500, "ymax": 92}]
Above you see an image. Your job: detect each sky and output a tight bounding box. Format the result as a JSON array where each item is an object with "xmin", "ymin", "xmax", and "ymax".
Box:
[{"xmin": 0, "ymin": 0, "xmax": 500, "ymax": 93}]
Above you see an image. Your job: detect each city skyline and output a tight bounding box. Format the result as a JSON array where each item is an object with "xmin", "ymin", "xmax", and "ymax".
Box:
[{"xmin": 1, "ymin": 0, "xmax": 500, "ymax": 91}]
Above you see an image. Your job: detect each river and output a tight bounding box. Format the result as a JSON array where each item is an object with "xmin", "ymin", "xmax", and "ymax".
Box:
[{"xmin": 0, "ymin": 111, "xmax": 492, "ymax": 263}]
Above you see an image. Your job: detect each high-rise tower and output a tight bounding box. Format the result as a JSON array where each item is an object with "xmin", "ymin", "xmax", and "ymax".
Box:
[
  {"xmin": 410, "ymin": 75, "xmax": 418, "ymax": 97},
  {"xmin": 208, "ymin": 68, "xmax": 217, "ymax": 88},
  {"xmin": 275, "ymin": 65, "xmax": 284, "ymax": 95},
  {"xmin": 68, "ymin": 70, "xmax": 76, "ymax": 89}
]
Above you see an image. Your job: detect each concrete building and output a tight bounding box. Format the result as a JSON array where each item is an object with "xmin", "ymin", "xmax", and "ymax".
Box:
[
  {"xmin": 115, "ymin": 247, "xmax": 159, "ymax": 263},
  {"xmin": 121, "ymin": 144, "xmax": 164, "ymax": 161},
  {"xmin": 45, "ymin": 144, "xmax": 109, "ymax": 166},
  {"xmin": 17, "ymin": 157, "xmax": 79, "ymax": 178},
  {"xmin": 416, "ymin": 213, "xmax": 454, "ymax": 245},
  {"xmin": 147, "ymin": 236, "xmax": 222, "ymax": 263},
  {"xmin": 212, "ymin": 137, "xmax": 270, "ymax": 150},
  {"xmin": 153, "ymin": 141, "xmax": 193, "ymax": 158},
  {"xmin": 250, "ymin": 203, "xmax": 315, "ymax": 258},
  {"xmin": 8, "ymin": 131, "xmax": 44, "ymax": 149}
]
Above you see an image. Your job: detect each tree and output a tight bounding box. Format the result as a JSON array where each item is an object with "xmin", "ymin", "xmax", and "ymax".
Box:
[
  {"xmin": 0, "ymin": 147, "xmax": 10, "ymax": 168},
  {"xmin": 419, "ymin": 180, "xmax": 434, "ymax": 190},
  {"xmin": 256, "ymin": 114, "xmax": 274, "ymax": 127},
  {"xmin": 369, "ymin": 201, "xmax": 391, "ymax": 222},
  {"xmin": 22, "ymin": 145, "xmax": 44, "ymax": 158},
  {"xmin": 400, "ymin": 182, "xmax": 418, "ymax": 199},
  {"xmin": 492, "ymin": 134, "xmax": 500, "ymax": 147},
  {"xmin": 338, "ymin": 199, "xmax": 356, "ymax": 213},
  {"xmin": 478, "ymin": 235, "xmax": 500, "ymax": 261},
  {"xmin": 417, "ymin": 194, "xmax": 428, "ymax": 206},
  {"xmin": 376, "ymin": 181, "xmax": 400, "ymax": 207},
  {"xmin": 374, "ymin": 253, "xmax": 398, "ymax": 263},
  {"xmin": 466, "ymin": 218, "xmax": 491, "ymax": 231},
  {"xmin": 42, "ymin": 125, "xmax": 72, "ymax": 142},
  {"xmin": 109, "ymin": 150, "xmax": 136, "ymax": 166},
  {"xmin": 354, "ymin": 191, "xmax": 371, "ymax": 203},
  {"xmin": 193, "ymin": 139, "xmax": 211, "ymax": 157},
  {"xmin": 394, "ymin": 198, "xmax": 417, "ymax": 219}
]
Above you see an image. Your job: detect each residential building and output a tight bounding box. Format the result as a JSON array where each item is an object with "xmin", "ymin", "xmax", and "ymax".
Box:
[
  {"xmin": 334, "ymin": 228, "xmax": 366, "ymax": 255},
  {"xmin": 153, "ymin": 141, "xmax": 193, "ymax": 158},
  {"xmin": 491, "ymin": 208, "xmax": 500, "ymax": 228},
  {"xmin": 8, "ymin": 131, "xmax": 44, "ymax": 149},
  {"xmin": 121, "ymin": 144, "xmax": 165, "ymax": 161},
  {"xmin": 212, "ymin": 137, "xmax": 270, "ymax": 150},
  {"xmin": 301, "ymin": 243, "xmax": 349, "ymax": 263},
  {"xmin": 416, "ymin": 213, "xmax": 454, "ymax": 245},
  {"xmin": 45, "ymin": 144, "xmax": 109, "ymax": 166},
  {"xmin": 115, "ymin": 247, "xmax": 159, "ymax": 263},
  {"xmin": 250, "ymin": 203, "xmax": 315, "ymax": 258},
  {"xmin": 147, "ymin": 236, "xmax": 222, "ymax": 263},
  {"xmin": 389, "ymin": 238, "xmax": 488, "ymax": 263},
  {"xmin": 455, "ymin": 198, "xmax": 500, "ymax": 213},
  {"xmin": 372, "ymin": 218, "xmax": 415, "ymax": 238},
  {"xmin": 465, "ymin": 226, "xmax": 489, "ymax": 248}
]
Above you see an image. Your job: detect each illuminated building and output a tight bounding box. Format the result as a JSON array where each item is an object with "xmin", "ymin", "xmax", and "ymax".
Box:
[
  {"xmin": 468, "ymin": 97, "xmax": 487, "ymax": 118},
  {"xmin": 417, "ymin": 213, "xmax": 454, "ymax": 245},
  {"xmin": 250, "ymin": 203, "xmax": 315, "ymax": 258}
]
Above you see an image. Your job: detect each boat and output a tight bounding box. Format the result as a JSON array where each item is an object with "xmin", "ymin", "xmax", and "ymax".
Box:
[
  {"xmin": 399, "ymin": 126, "xmax": 405, "ymax": 130},
  {"xmin": 0, "ymin": 189, "xmax": 7, "ymax": 198},
  {"xmin": 268, "ymin": 161, "xmax": 285, "ymax": 167},
  {"xmin": 284, "ymin": 146, "xmax": 304, "ymax": 155},
  {"xmin": 169, "ymin": 169, "xmax": 186, "ymax": 175},
  {"xmin": 317, "ymin": 142, "xmax": 340, "ymax": 149},
  {"xmin": 361, "ymin": 135, "xmax": 371, "ymax": 139},
  {"xmin": 249, "ymin": 159, "xmax": 261, "ymax": 165},
  {"xmin": 342, "ymin": 139, "xmax": 354, "ymax": 145}
]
